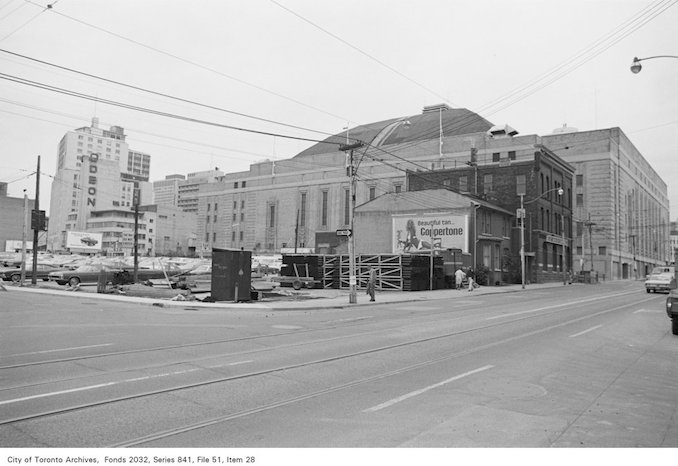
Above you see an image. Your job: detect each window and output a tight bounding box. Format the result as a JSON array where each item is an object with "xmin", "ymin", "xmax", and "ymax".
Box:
[
  {"xmin": 233, "ymin": 201, "xmax": 237, "ymax": 209},
  {"xmin": 494, "ymin": 244, "xmax": 501, "ymax": 270},
  {"xmin": 599, "ymin": 246, "xmax": 607, "ymax": 255},
  {"xmin": 214, "ymin": 203, "xmax": 218, "ymax": 211},
  {"xmin": 543, "ymin": 243, "xmax": 549, "ymax": 270},
  {"xmin": 205, "ymin": 232, "xmax": 210, "ymax": 242},
  {"xmin": 492, "ymin": 152, "xmax": 500, "ymax": 162},
  {"xmin": 207, "ymin": 203, "xmax": 211, "ymax": 212},
  {"xmin": 508, "ymin": 151, "xmax": 516, "ymax": 160},
  {"xmin": 576, "ymin": 174, "xmax": 583, "ymax": 186},
  {"xmin": 240, "ymin": 212, "xmax": 244, "ymax": 221},
  {"xmin": 234, "ymin": 182, "xmax": 238, "ymax": 189},
  {"xmin": 576, "ymin": 194, "xmax": 584, "ymax": 206},
  {"xmin": 213, "ymin": 215, "xmax": 217, "ymax": 223},
  {"xmin": 242, "ymin": 181, "xmax": 246, "ymax": 188},
  {"xmin": 300, "ymin": 192, "xmax": 307, "ymax": 227},
  {"xmin": 232, "ymin": 231, "xmax": 236, "ymax": 242},
  {"xmin": 394, "ymin": 185, "xmax": 402, "ymax": 193},
  {"xmin": 269, "ymin": 204, "xmax": 275, "ymax": 228},
  {"xmin": 483, "ymin": 244, "xmax": 491, "ymax": 268},
  {"xmin": 239, "ymin": 231, "xmax": 244, "ymax": 241},
  {"xmin": 459, "ymin": 176, "xmax": 468, "ymax": 192},
  {"xmin": 213, "ymin": 232, "xmax": 216, "ymax": 242},
  {"xmin": 241, "ymin": 200, "xmax": 245, "ymax": 209},
  {"xmin": 206, "ymin": 216, "xmax": 210, "ymax": 224},
  {"xmin": 369, "ymin": 186, "xmax": 376, "ymax": 200},
  {"xmin": 483, "ymin": 174, "xmax": 493, "ymax": 193},
  {"xmin": 321, "ymin": 191, "xmax": 328, "ymax": 227}
]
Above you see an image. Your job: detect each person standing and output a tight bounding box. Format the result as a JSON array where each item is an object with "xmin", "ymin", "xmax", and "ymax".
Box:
[
  {"xmin": 454, "ymin": 267, "xmax": 466, "ymax": 290},
  {"xmin": 367, "ymin": 267, "xmax": 377, "ymax": 302}
]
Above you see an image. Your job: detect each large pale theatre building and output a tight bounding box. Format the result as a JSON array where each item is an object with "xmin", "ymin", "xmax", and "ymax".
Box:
[{"xmin": 195, "ymin": 104, "xmax": 669, "ymax": 280}]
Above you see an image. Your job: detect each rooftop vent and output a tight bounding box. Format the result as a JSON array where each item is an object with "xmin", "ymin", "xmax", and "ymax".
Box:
[
  {"xmin": 552, "ymin": 123, "xmax": 578, "ymax": 134},
  {"xmin": 422, "ymin": 103, "xmax": 452, "ymax": 114},
  {"xmin": 488, "ymin": 124, "xmax": 518, "ymax": 138}
]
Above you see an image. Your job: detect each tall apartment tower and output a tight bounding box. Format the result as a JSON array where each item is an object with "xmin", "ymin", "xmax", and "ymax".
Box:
[
  {"xmin": 47, "ymin": 118, "xmax": 152, "ymax": 252},
  {"xmin": 153, "ymin": 174, "xmax": 186, "ymax": 208}
]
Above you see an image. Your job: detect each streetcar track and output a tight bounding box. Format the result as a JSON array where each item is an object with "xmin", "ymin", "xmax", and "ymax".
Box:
[
  {"xmin": 0, "ymin": 294, "xmax": 655, "ymax": 436},
  {"xmin": 113, "ymin": 295, "xmax": 656, "ymax": 447},
  {"xmin": 0, "ymin": 288, "xmax": 639, "ymax": 371},
  {"xmin": 0, "ymin": 289, "xmax": 639, "ymax": 395}
]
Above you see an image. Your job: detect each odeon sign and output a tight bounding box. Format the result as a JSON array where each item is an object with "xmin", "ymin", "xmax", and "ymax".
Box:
[{"xmin": 86, "ymin": 153, "xmax": 98, "ymax": 207}]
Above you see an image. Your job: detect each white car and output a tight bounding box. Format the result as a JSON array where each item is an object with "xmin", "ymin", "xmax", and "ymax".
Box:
[{"xmin": 645, "ymin": 266, "xmax": 676, "ymax": 293}]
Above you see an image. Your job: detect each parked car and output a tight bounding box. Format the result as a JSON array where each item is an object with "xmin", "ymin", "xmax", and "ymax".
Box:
[
  {"xmin": 645, "ymin": 266, "xmax": 676, "ymax": 293},
  {"xmin": 666, "ymin": 290, "xmax": 678, "ymax": 335},
  {"xmin": 49, "ymin": 263, "xmax": 181, "ymax": 286},
  {"xmin": 0, "ymin": 264, "xmax": 62, "ymax": 283}
]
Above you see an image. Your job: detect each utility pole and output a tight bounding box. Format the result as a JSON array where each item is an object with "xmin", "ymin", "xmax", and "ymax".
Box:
[
  {"xmin": 585, "ymin": 213, "xmax": 596, "ymax": 273},
  {"xmin": 31, "ymin": 156, "xmax": 41, "ymax": 285},
  {"xmin": 339, "ymin": 141, "xmax": 364, "ymax": 304},
  {"xmin": 294, "ymin": 209, "xmax": 299, "ymax": 254},
  {"xmin": 133, "ymin": 186, "xmax": 140, "ymax": 283},
  {"xmin": 20, "ymin": 190, "xmax": 27, "ymax": 285}
]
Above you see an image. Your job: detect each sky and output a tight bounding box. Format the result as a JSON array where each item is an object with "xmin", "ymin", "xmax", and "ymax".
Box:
[{"xmin": 1, "ymin": 0, "xmax": 677, "ymax": 219}]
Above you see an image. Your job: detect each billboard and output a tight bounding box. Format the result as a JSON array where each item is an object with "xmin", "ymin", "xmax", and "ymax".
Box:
[
  {"xmin": 66, "ymin": 231, "xmax": 103, "ymax": 251},
  {"xmin": 393, "ymin": 214, "xmax": 468, "ymax": 254}
]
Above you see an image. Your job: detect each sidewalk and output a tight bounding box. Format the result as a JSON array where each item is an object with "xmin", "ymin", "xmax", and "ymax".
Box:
[{"xmin": 2, "ymin": 280, "xmax": 575, "ymax": 311}]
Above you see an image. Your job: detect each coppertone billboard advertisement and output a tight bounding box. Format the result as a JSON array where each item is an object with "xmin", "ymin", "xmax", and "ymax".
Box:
[{"xmin": 392, "ymin": 214, "xmax": 468, "ymax": 254}]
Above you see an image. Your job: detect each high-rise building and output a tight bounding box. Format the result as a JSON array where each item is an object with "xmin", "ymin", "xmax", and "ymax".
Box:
[
  {"xmin": 47, "ymin": 118, "xmax": 153, "ymax": 253},
  {"xmin": 153, "ymin": 174, "xmax": 186, "ymax": 208},
  {"xmin": 177, "ymin": 169, "xmax": 223, "ymax": 213}
]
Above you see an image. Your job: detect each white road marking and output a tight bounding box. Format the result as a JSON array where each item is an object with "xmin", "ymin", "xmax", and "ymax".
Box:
[
  {"xmin": 569, "ymin": 325, "xmax": 603, "ymax": 338},
  {"xmin": 0, "ymin": 382, "xmax": 117, "ymax": 406},
  {"xmin": 0, "ymin": 360, "xmax": 254, "ymax": 406},
  {"xmin": 363, "ymin": 365, "xmax": 494, "ymax": 413},
  {"xmin": 8, "ymin": 343, "xmax": 113, "ymax": 357},
  {"xmin": 486, "ymin": 292, "xmax": 637, "ymax": 320},
  {"xmin": 633, "ymin": 309, "xmax": 664, "ymax": 314}
]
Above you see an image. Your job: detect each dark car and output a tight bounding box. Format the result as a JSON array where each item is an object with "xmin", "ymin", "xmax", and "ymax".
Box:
[
  {"xmin": 80, "ymin": 236, "xmax": 99, "ymax": 246},
  {"xmin": 666, "ymin": 290, "xmax": 678, "ymax": 335},
  {"xmin": 49, "ymin": 263, "xmax": 181, "ymax": 286},
  {"xmin": 0, "ymin": 264, "xmax": 62, "ymax": 283}
]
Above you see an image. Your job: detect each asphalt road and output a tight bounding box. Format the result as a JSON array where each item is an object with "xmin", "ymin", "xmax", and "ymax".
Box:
[{"xmin": 1, "ymin": 281, "xmax": 676, "ymax": 448}]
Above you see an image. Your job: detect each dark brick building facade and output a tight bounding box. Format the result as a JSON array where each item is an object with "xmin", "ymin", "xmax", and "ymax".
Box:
[{"xmin": 407, "ymin": 145, "xmax": 575, "ymax": 284}]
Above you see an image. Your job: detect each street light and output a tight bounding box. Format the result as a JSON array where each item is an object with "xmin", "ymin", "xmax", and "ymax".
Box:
[
  {"xmin": 520, "ymin": 187, "xmax": 564, "ymax": 289},
  {"xmin": 630, "ymin": 55, "xmax": 678, "ymax": 73}
]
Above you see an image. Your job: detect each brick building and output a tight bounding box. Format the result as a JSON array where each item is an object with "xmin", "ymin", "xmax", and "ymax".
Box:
[{"xmin": 407, "ymin": 146, "xmax": 575, "ymax": 284}]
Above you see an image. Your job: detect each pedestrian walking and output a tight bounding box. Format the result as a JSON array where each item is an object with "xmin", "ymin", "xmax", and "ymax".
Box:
[
  {"xmin": 454, "ymin": 267, "xmax": 466, "ymax": 290},
  {"xmin": 367, "ymin": 267, "xmax": 377, "ymax": 302},
  {"xmin": 468, "ymin": 276, "xmax": 476, "ymax": 292}
]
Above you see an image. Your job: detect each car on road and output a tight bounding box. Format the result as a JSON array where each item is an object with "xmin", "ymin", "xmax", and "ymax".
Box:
[
  {"xmin": 666, "ymin": 290, "xmax": 678, "ymax": 335},
  {"xmin": 645, "ymin": 266, "xmax": 676, "ymax": 293},
  {"xmin": 0, "ymin": 264, "xmax": 62, "ymax": 283}
]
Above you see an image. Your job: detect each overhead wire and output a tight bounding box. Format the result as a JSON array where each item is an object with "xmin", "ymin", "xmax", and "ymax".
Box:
[
  {"xmin": 21, "ymin": 0, "xmax": 355, "ymax": 124},
  {"xmin": 0, "ymin": 48, "xmax": 340, "ymax": 138},
  {"xmin": 0, "ymin": 71, "xmax": 343, "ymax": 146},
  {"xmin": 268, "ymin": 0, "xmax": 458, "ymax": 108}
]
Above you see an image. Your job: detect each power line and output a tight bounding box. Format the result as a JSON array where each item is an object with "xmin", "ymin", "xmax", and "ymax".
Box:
[
  {"xmin": 269, "ymin": 0, "xmax": 457, "ymax": 107},
  {"xmin": 0, "ymin": 48, "xmax": 340, "ymax": 138},
  {"xmin": 0, "ymin": 71, "xmax": 343, "ymax": 146},
  {"xmin": 22, "ymin": 0, "xmax": 355, "ymax": 124}
]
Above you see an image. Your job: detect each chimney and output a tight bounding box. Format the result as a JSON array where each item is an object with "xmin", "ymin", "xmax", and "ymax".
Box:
[{"xmin": 91, "ymin": 117, "xmax": 99, "ymax": 129}]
